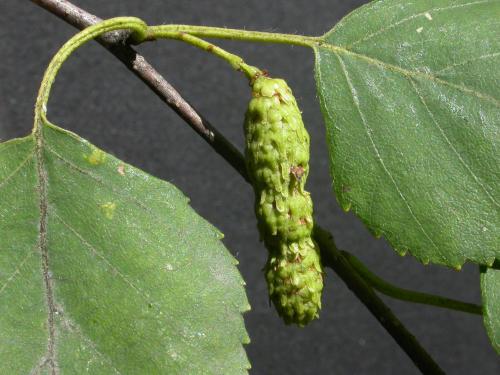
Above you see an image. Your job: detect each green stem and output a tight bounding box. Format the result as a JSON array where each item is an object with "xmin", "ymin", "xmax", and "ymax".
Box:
[
  {"xmin": 152, "ymin": 31, "xmax": 262, "ymax": 80},
  {"xmin": 146, "ymin": 25, "xmax": 320, "ymax": 48},
  {"xmin": 342, "ymin": 251, "xmax": 482, "ymax": 315},
  {"xmin": 33, "ymin": 17, "xmax": 148, "ymax": 134}
]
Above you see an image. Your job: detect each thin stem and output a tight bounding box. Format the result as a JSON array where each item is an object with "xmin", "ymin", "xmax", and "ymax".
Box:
[
  {"xmin": 146, "ymin": 24, "xmax": 320, "ymax": 48},
  {"xmin": 342, "ymin": 251, "xmax": 482, "ymax": 315},
  {"xmin": 152, "ymin": 31, "xmax": 262, "ymax": 80}
]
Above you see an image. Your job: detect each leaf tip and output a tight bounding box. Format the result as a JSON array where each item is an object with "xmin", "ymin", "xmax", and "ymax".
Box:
[
  {"xmin": 242, "ymin": 333, "xmax": 251, "ymax": 345},
  {"xmin": 341, "ymin": 200, "xmax": 351, "ymax": 212},
  {"xmin": 368, "ymin": 226, "xmax": 382, "ymax": 239},
  {"xmin": 395, "ymin": 248, "xmax": 407, "ymax": 257}
]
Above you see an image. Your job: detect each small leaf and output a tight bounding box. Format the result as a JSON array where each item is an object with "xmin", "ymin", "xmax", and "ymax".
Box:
[
  {"xmin": 315, "ymin": 0, "xmax": 499, "ymax": 267},
  {"xmin": 0, "ymin": 122, "xmax": 250, "ymax": 374},
  {"xmin": 481, "ymin": 264, "xmax": 500, "ymax": 354}
]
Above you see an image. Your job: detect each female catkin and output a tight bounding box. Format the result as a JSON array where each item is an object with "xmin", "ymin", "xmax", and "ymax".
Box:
[{"xmin": 244, "ymin": 75, "xmax": 324, "ymax": 326}]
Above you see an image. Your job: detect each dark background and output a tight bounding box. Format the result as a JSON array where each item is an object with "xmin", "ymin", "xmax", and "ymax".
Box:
[{"xmin": 1, "ymin": 1, "xmax": 498, "ymax": 374}]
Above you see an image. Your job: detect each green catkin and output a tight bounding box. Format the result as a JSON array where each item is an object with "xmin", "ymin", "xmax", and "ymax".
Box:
[{"xmin": 244, "ymin": 74, "xmax": 324, "ymax": 326}]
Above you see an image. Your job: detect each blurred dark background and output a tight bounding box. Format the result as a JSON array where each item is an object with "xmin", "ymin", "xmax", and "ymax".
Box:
[{"xmin": 1, "ymin": 1, "xmax": 498, "ymax": 374}]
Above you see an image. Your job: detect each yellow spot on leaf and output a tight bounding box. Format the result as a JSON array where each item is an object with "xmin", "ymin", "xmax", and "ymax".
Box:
[
  {"xmin": 100, "ymin": 202, "xmax": 116, "ymax": 219},
  {"xmin": 85, "ymin": 148, "xmax": 106, "ymax": 166},
  {"xmin": 416, "ymin": 27, "xmax": 424, "ymax": 33}
]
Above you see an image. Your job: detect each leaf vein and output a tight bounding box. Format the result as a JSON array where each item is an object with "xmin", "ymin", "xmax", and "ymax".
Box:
[
  {"xmin": 334, "ymin": 51, "xmax": 444, "ymax": 262},
  {"xmin": 60, "ymin": 315, "xmax": 122, "ymax": 375},
  {"xmin": 29, "ymin": 356, "xmax": 49, "ymax": 375},
  {"xmin": 408, "ymin": 77, "xmax": 499, "ymax": 208},
  {"xmin": 0, "ymin": 150, "xmax": 35, "ymax": 191},
  {"xmin": 50, "ymin": 209, "xmax": 194, "ymax": 351},
  {"xmin": 348, "ymin": 0, "xmax": 494, "ymax": 48},
  {"xmin": 0, "ymin": 250, "xmax": 35, "ymax": 296},
  {"xmin": 436, "ymin": 52, "xmax": 500, "ymax": 74},
  {"xmin": 319, "ymin": 44, "xmax": 500, "ymax": 107},
  {"xmin": 45, "ymin": 145, "xmax": 174, "ymax": 224},
  {"xmin": 51, "ymin": 209, "xmax": 148, "ymax": 299}
]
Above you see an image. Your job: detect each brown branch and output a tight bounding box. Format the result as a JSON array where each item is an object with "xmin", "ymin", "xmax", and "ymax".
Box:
[{"xmin": 29, "ymin": 1, "xmax": 444, "ymax": 373}]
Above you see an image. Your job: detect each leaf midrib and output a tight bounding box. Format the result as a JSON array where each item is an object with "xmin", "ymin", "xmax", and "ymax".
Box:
[
  {"xmin": 317, "ymin": 0, "xmax": 499, "ymax": 107},
  {"xmin": 33, "ymin": 124, "xmax": 233, "ymax": 373},
  {"xmin": 34, "ymin": 124, "xmax": 58, "ymax": 375},
  {"xmin": 316, "ymin": 43, "xmax": 500, "ymax": 107}
]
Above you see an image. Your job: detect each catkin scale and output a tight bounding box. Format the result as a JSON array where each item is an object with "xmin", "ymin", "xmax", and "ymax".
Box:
[{"xmin": 244, "ymin": 75, "xmax": 324, "ymax": 326}]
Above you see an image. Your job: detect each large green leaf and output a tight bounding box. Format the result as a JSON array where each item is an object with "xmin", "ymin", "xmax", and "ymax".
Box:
[
  {"xmin": 315, "ymin": 0, "xmax": 499, "ymax": 268},
  {"xmin": 481, "ymin": 264, "xmax": 500, "ymax": 354},
  {"xmin": 0, "ymin": 121, "xmax": 250, "ymax": 374}
]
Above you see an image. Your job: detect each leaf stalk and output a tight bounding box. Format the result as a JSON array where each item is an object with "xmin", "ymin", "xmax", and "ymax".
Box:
[
  {"xmin": 342, "ymin": 251, "xmax": 482, "ymax": 315},
  {"xmin": 146, "ymin": 25, "xmax": 320, "ymax": 48},
  {"xmin": 33, "ymin": 17, "xmax": 148, "ymax": 135}
]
